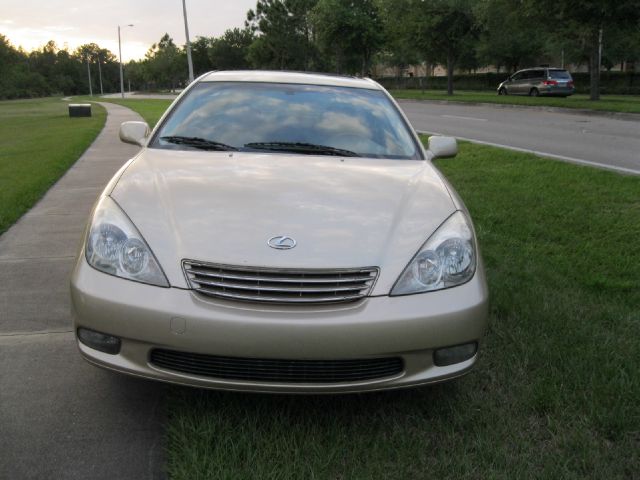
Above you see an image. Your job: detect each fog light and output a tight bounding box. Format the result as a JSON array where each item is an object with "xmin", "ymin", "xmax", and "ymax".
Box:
[
  {"xmin": 77, "ymin": 328, "xmax": 121, "ymax": 355},
  {"xmin": 433, "ymin": 342, "xmax": 477, "ymax": 366}
]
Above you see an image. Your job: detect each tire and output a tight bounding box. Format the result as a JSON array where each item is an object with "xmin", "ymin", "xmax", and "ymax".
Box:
[
  {"xmin": 498, "ymin": 88, "xmax": 508, "ymax": 96},
  {"xmin": 530, "ymin": 88, "xmax": 540, "ymax": 97}
]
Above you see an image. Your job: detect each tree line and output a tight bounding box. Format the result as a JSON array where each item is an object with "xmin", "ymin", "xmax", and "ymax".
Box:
[{"xmin": 1, "ymin": 0, "xmax": 638, "ymax": 101}]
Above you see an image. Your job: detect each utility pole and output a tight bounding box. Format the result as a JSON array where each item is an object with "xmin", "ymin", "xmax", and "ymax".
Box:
[
  {"xmin": 86, "ymin": 57, "xmax": 93, "ymax": 96},
  {"xmin": 118, "ymin": 24, "xmax": 134, "ymax": 99},
  {"xmin": 97, "ymin": 54, "xmax": 104, "ymax": 95},
  {"xmin": 118, "ymin": 26, "xmax": 124, "ymax": 98},
  {"xmin": 598, "ymin": 27, "xmax": 603, "ymax": 72},
  {"xmin": 182, "ymin": 0, "xmax": 195, "ymax": 83}
]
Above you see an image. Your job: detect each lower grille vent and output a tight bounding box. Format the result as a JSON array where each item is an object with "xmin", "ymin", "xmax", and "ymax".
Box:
[{"xmin": 150, "ymin": 349, "xmax": 403, "ymax": 383}]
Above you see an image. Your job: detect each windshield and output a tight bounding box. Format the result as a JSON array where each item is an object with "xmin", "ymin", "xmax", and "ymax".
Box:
[
  {"xmin": 549, "ymin": 70, "xmax": 571, "ymax": 79},
  {"xmin": 152, "ymin": 81, "xmax": 421, "ymax": 159}
]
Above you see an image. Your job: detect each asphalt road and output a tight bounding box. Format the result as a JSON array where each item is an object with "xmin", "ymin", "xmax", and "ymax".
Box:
[{"xmin": 397, "ymin": 100, "xmax": 640, "ymax": 174}]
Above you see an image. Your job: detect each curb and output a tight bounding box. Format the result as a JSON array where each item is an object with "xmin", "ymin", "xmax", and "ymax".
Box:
[{"xmin": 416, "ymin": 130, "xmax": 640, "ymax": 176}]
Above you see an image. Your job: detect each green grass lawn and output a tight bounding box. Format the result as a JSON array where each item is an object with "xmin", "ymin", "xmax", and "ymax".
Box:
[
  {"xmin": 390, "ymin": 89, "xmax": 640, "ymax": 114},
  {"xmin": 0, "ymin": 98, "xmax": 106, "ymax": 234},
  {"xmin": 163, "ymin": 142, "xmax": 639, "ymax": 479},
  {"xmin": 70, "ymin": 96, "xmax": 172, "ymax": 127},
  {"xmin": 99, "ymin": 98, "xmax": 172, "ymax": 127}
]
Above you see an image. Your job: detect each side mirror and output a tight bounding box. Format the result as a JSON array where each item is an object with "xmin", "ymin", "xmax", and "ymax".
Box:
[
  {"xmin": 119, "ymin": 121, "xmax": 150, "ymax": 146},
  {"xmin": 428, "ymin": 136, "xmax": 458, "ymax": 159}
]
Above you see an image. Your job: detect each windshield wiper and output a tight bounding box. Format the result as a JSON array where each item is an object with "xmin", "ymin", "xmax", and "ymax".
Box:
[
  {"xmin": 160, "ymin": 135, "xmax": 238, "ymax": 151},
  {"xmin": 244, "ymin": 141, "xmax": 359, "ymax": 157}
]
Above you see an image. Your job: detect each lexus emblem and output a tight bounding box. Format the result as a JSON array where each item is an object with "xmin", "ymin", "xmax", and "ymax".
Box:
[{"xmin": 268, "ymin": 235, "xmax": 296, "ymax": 250}]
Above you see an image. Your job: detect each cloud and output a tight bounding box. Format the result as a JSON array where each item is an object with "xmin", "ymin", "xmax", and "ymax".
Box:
[
  {"xmin": 45, "ymin": 25, "xmax": 76, "ymax": 32},
  {"xmin": 1, "ymin": 0, "xmax": 256, "ymax": 60}
]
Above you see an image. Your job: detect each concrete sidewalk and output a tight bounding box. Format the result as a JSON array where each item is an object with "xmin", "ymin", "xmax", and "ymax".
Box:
[{"xmin": 0, "ymin": 102, "xmax": 165, "ymax": 479}]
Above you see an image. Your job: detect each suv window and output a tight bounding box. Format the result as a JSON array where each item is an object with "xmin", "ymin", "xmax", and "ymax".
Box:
[
  {"xmin": 549, "ymin": 70, "xmax": 572, "ymax": 79},
  {"xmin": 511, "ymin": 72, "xmax": 524, "ymax": 81},
  {"xmin": 532, "ymin": 70, "xmax": 545, "ymax": 79}
]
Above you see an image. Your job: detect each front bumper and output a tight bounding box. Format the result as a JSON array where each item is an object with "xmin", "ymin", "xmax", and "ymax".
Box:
[
  {"xmin": 70, "ymin": 257, "xmax": 489, "ymax": 393},
  {"xmin": 540, "ymin": 85, "xmax": 575, "ymax": 96}
]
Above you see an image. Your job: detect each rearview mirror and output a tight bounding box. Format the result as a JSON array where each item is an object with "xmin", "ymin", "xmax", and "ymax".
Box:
[
  {"xmin": 119, "ymin": 121, "xmax": 150, "ymax": 146},
  {"xmin": 428, "ymin": 136, "xmax": 458, "ymax": 159}
]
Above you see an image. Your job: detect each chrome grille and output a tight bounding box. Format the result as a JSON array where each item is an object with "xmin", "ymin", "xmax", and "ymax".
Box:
[
  {"xmin": 182, "ymin": 260, "xmax": 379, "ymax": 304},
  {"xmin": 150, "ymin": 349, "xmax": 403, "ymax": 383}
]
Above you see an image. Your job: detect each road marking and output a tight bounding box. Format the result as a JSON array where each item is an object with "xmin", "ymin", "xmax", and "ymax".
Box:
[
  {"xmin": 0, "ymin": 329, "xmax": 72, "ymax": 338},
  {"xmin": 417, "ymin": 130, "xmax": 640, "ymax": 175},
  {"xmin": 441, "ymin": 114, "xmax": 488, "ymax": 122}
]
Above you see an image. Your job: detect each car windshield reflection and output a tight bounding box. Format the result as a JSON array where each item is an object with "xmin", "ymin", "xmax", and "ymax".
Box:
[{"xmin": 152, "ymin": 82, "xmax": 420, "ymax": 160}]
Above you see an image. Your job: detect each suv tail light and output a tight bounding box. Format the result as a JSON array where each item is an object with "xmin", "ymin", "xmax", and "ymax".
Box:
[
  {"xmin": 543, "ymin": 80, "xmax": 558, "ymax": 86},
  {"xmin": 568, "ymin": 81, "xmax": 574, "ymax": 88}
]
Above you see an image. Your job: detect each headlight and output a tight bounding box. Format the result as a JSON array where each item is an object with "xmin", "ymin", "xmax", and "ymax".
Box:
[
  {"xmin": 85, "ymin": 196, "xmax": 169, "ymax": 287},
  {"xmin": 391, "ymin": 211, "xmax": 476, "ymax": 295}
]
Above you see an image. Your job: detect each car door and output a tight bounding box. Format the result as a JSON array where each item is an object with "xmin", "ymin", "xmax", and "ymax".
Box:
[
  {"xmin": 529, "ymin": 69, "xmax": 545, "ymax": 94},
  {"xmin": 508, "ymin": 71, "xmax": 525, "ymax": 94}
]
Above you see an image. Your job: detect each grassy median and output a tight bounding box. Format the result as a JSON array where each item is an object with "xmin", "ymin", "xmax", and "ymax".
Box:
[
  {"xmin": 98, "ymin": 99, "xmax": 639, "ymax": 478},
  {"xmin": 390, "ymin": 90, "xmax": 640, "ymax": 114},
  {"xmin": 99, "ymin": 98, "xmax": 172, "ymax": 127},
  {"xmin": 0, "ymin": 98, "xmax": 106, "ymax": 234}
]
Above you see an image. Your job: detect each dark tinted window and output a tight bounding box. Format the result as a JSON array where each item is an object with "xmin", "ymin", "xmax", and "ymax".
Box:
[
  {"xmin": 532, "ymin": 70, "xmax": 545, "ymax": 79},
  {"xmin": 511, "ymin": 72, "xmax": 524, "ymax": 81},
  {"xmin": 152, "ymin": 82, "xmax": 421, "ymax": 160},
  {"xmin": 549, "ymin": 70, "xmax": 572, "ymax": 79}
]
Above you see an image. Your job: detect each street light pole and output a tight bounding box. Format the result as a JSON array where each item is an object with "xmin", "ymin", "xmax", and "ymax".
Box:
[
  {"xmin": 118, "ymin": 26, "xmax": 124, "ymax": 98},
  {"xmin": 86, "ymin": 57, "xmax": 93, "ymax": 96},
  {"xmin": 118, "ymin": 24, "xmax": 134, "ymax": 99},
  {"xmin": 182, "ymin": 0, "xmax": 194, "ymax": 83},
  {"xmin": 97, "ymin": 53, "xmax": 104, "ymax": 95}
]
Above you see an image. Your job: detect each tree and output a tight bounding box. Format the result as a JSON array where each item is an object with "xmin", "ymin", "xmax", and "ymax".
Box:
[
  {"xmin": 144, "ymin": 34, "xmax": 185, "ymax": 91},
  {"xmin": 73, "ymin": 43, "xmax": 119, "ymax": 94},
  {"xmin": 311, "ymin": 0, "xmax": 384, "ymax": 75},
  {"xmin": 0, "ymin": 35, "xmax": 123, "ymax": 98},
  {"xmin": 377, "ymin": 0, "xmax": 421, "ymax": 77},
  {"xmin": 209, "ymin": 28, "xmax": 254, "ymax": 70},
  {"xmin": 0, "ymin": 35, "xmax": 41, "ymax": 99},
  {"xmin": 413, "ymin": 0, "xmax": 478, "ymax": 95},
  {"xmin": 529, "ymin": 0, "xmax": 640, "ymax": 100},
  {"xmin": 600, "ymin": 24, "xmax": 640, "ymax": 72},
  {"xmin": 476, "ymin": 0, "xmax": 544, "ymax": 73},
  {"xmin": 246, "ymin": 0, "xmax": 319, "ymax": 70},
  {"xmin": 190, "ymin": 36, "xmax": 215, "ymax": 75}
]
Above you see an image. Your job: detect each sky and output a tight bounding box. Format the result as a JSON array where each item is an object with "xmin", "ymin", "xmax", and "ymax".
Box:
[{"xmin": 1, "ymin": 0, "xmax": 257, "ymax": 61}]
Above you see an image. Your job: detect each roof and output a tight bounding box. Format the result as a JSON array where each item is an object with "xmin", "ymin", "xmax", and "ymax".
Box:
[
  {"xmin": 199, "ymin": 70, "xmax": 382, "ymax": 90},
  {"xmin": 519, "ymin": 67, "xmax": 567, "ymax": 71}
]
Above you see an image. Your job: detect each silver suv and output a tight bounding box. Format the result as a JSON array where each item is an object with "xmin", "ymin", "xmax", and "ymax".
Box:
[{"xmin": 497, "ymin": 68, "xmax": 575, "ymax": 97}]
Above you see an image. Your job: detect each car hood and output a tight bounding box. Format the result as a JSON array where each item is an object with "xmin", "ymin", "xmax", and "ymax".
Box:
[{"xmin": 110, "ymin": 149, "xmax": 456, "ymax": 294}]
